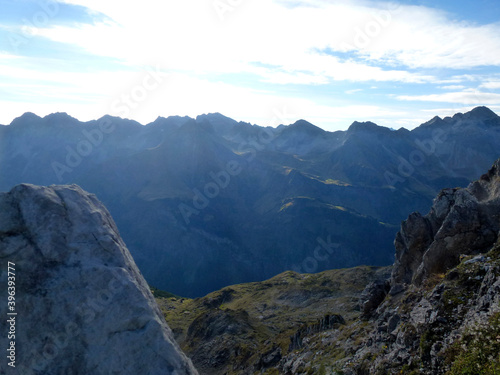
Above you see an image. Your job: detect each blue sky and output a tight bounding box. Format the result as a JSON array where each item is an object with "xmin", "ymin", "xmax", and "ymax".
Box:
[{"xmin": 0, "ymin": 0, "xmax": 499, "ymax": 131}]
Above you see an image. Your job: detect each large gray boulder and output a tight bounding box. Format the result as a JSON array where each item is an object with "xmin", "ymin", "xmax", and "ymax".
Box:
[{"xmin": 0, "ymin": 184, "xmax": 198, "ymax": 375}]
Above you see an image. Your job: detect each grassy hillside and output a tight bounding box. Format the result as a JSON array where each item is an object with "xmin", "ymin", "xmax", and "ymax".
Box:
[
  {"xmin": 156, "ymin": 266, "xmax": 391, "ymax": 374},
  {"xmin": 156, "ymin": 243, "xmax": 500, "ymax": 374}
]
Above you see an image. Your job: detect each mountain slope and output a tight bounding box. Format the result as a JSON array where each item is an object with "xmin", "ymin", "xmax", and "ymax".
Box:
[{"xmin": 157, "ymin": 266, "xmax": 391, "ymax": 375}]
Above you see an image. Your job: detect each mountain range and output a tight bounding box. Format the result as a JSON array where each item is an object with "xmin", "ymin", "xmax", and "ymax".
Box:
[{"xmin": 1, "ymin": 106, "xmax": 499, "ymax": 297}]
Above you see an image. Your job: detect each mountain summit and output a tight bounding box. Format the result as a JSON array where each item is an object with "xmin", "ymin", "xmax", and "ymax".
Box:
[{"xmin": 466, "ymin": 105, "xmax": 498, "ymax": 121}]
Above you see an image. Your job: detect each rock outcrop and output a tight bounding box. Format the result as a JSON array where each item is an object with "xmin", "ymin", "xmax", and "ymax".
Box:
[
  {"xmin": 392, "ymin": 158, "xmax": 500, "ymax": 289},
  {"xmin": 341, "ymin": 159, "xmax": 500, "ymax": 374},
  {"xmin": 257, "ymin": 159, "xmax": 500, "ymax": 374},
  {"xmin": 0, "ymin": 184, "xmax": 198, "ymax": 375},
  {"xmin": 288, "ymin": 314, "xmax": 345, "ymax": 351},
  {"xmin": 359, "ymin": 279, "xmax": 391, "ymax": 319}
]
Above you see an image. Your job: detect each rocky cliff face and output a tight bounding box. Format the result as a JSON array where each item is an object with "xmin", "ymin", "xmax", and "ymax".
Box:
[
  {"xmin": 342, "ymin": 158, "xmax": 500, "ymax": 374},
  {"xmin": 392, "ymin": 158, "xmax": 500, "ymax": 289},
  {"xmin": 0, "ymin": 184, "xmax": 197, "ymax": 375}
]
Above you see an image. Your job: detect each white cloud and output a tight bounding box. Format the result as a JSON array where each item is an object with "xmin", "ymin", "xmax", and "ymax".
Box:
[
  {"xmin": 256, "ymin": 69, "xmax": 330, "ymax": 85},
  {"xmin": 35, "ymin": 0, "xmax": 442, "ymax": 82},
  {"xmin": 2, "ymin": 0, "xmax": 499, "ymax": 131},
  {"xmin": 336, "ymin": 5, "xmax": 500, "ymax": 69},
  {"xmin": 397, "ymin": 89, "xmax": 500, "ymax": 105},
  {"xmin": 439, "ymin": 85, "xmax": 466, "ymax": 90},
  {"xmin": 480, "ymin": 80, "xmax": 500, "ymax": 90},
  {"xmin": 41, "ymin": 0, "xmax": 498, "ymax": 85}
]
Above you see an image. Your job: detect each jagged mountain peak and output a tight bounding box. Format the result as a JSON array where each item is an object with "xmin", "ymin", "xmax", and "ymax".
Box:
[
  {"xmin": 287, "ymin": 119, "xmax": 325, "ymax": 133},
  {"xmin": 467, "ymin": 105, "xmax": 499, "ymax": 120},
  {"xmin": 449, "ymin": 106, "xmax": 497, "ymax": 122},
  {"xmin": 195, "ymin": 112, "xmax": 241, "ymax": 135},
  {"xmin": 94, "ymin": 114, "xmax": 143, "ymax": 129},
  {"xmin": 178, "ymin": 117, "xmax": 203, "ymax": 131},
  {"xmin": 43, "ymin": 112, "xmax": 78, "ymax": 122},
  {"xmin": 148, "ymin": 115, "xmax": 193, "ymax": 129},
  {"xmin": 196, "ymin": 112, "xmax": 236, "ymax": 123},
  {"xmin": 347, "ymin": 120, "xmax": 389, "ymax": 134},
  {"xmin": 9, "ymin": 112, "xmax": 81, "ymax": 130},
  {"xmin": 9, "ymin": 112, "xmax": 42, "ymax": 126},
  {"xmin": 7, "ymin": 106, "xmax": 499, "ymax": 134},
  {"xmin": 392, "ymin": 157, "xmax": 500, "ymax": 289},
  {"xmin": 420, "ymin": 115, "xmax": 444, "ymax": 127}
]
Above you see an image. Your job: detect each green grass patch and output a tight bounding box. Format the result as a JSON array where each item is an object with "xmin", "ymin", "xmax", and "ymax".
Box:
[{"xmin": 445, "ymin": 313, "xmax": 500, "ymax": 375}]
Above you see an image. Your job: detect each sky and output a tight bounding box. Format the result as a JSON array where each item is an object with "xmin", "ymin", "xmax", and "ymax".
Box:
[{"xmin": 0, "ymin": 0, "xmax": 499, "ymax": 131}]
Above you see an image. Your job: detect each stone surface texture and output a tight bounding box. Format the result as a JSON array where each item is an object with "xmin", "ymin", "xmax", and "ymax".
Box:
[
  {"xmin": 0, "ymin": 184, "xmax": 198, "ymax": 375},
  {"xmin": 392, "ymin": 158, "xmax": 500, "ymax": 288}
]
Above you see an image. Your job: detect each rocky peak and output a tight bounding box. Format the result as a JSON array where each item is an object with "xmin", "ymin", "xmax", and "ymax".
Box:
[
  {"xmin": 418, "ymin": 106, "xmax": 499, "ymax": 130},
  {"xmin": 419, "ymin": 115, "xmax": 444, "ymax": 127},
  {"xmin": 287, "ymin": 119, "xmax": 325, "ymax": 134},
  {"xmin": 0, "ymin": 184, "xmax": 198, "ymax": 375},
  {"xmin": 9, "ymin": 112, "xmax": 42, "ymax": 127},
  {"xmin": 466, "ymin": 106, "xmax": 499, "ymax": 121},
  {"xmin": 391, "ymin": 158, "xmax": 500, "ymax": 291},
  {"xmin": 43, "ymin": 112, "xmax": 79, "ymax": 122},
  {"xmin": 347, "ymin": 120, "xmax": 382, "ymax": 132},
  {"xmin": 149, "ymin": 115, "xmax": 192, "ymax": 129},
  {"xmin": 343, "ymin": 159, "xmax": 500, "ymax": 374}
]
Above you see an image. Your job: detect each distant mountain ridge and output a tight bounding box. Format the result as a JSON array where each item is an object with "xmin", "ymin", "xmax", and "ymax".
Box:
[{"xmin": 1, "ymin": 107, "xmax": 499, "ymax": 297}]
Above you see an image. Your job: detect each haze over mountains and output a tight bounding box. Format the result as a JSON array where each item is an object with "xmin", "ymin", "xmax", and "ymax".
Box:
[{"xmin": 1, "ymin": 106, "xmax": 499, "ymax": 297}]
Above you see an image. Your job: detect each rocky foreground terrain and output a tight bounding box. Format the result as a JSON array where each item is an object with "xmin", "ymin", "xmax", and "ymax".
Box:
[
  {"xmin": 0, "ymin": 184, "xmax": 197, "ymax": 374},
  {"xmin": 159, "ymin": 159, "xmax": 500, "ymax": 374}
]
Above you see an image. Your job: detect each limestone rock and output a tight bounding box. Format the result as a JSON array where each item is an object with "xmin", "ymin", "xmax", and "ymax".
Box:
[
  {"xmin": 392, "ymin": 158, "xmax": 500, "ymax": 286},
  {"xmin": 359, "ymin": 279, "xmax": 390, "ymax": 319},
  {"xmin": 0, "ymin": 184, "xmax": 198, "ymax": 375},
  {"xmin": 342, "ymin": 159, "xmax": 500, "ymax": 374},
  {"xmin": 392, "ymin": 212, "xmax": 434, "ymax": 286}
]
